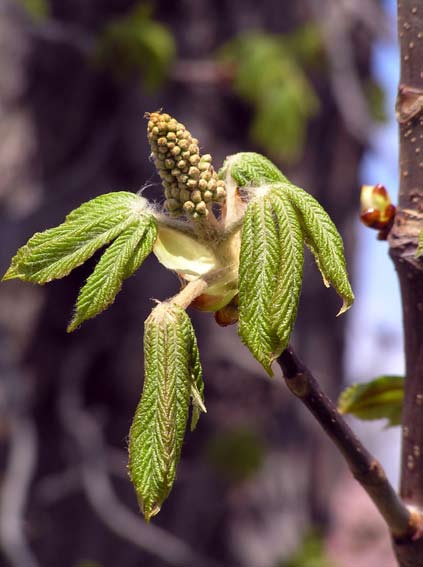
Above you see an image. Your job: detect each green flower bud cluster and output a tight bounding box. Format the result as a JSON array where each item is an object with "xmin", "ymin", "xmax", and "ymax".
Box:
[{"xmin": 147, "ymin": 112, "xmax": 226, "ymax": 219}]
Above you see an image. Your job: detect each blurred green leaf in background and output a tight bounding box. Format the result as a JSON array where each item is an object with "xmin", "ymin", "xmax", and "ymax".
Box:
[
  {"xmin": 206, "ymin": 427, "xmax": 265, "ymax": 484},
  {"xmin": 276, "ymin": 531, "xmax": 337, "ymax": 567},
  {"xmin": 18, "ymin": 0, "xmax": 50, "ymax": 21},
  {"xmin": 365, "ymin": 79, "xmax": 388, "ymax": 123},
  {"xmin": 96, "ymin": 3, "xmax": 175, "ymax": 91},
  {"xmin": 219, "ymin": 28, "xmax": 322, "ymax": 163}
]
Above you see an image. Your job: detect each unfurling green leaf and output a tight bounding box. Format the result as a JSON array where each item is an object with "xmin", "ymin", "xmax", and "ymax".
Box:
[
  {"xmin": 238, "ymin": 193, "xmax": 304, "ymax": 375},
  {"xmin": 188, "ymin": 323, "xmax": 206, "ymax": 432},
  {"xmin": 269, "ymin": 191, "xmax": 304, "ymax": 353},
  {"xmin": 67, "ymin": 215, "xmax": 157, "ymax": 332},
  {"xmin": 128, "ymin": 303, "xmax": 205, "ymax": 521},
  {"xmin": 219, "ymin": 152, "xmax": 287, "ymax": 187},
  {"xmin": 238, "ymin": 198, "xmax": 281, "ymax": 374},
  {"xmin": 3, "ymin": 192, "xmax": 148, "ymax": 284},
  {"xmin": 218, "ymin": 152, "xmax": 353, "ymax": 373},
  {"xmin": 338, "ymin": 376, "xmax": 404, "ymax": 427},
  {"xmin": 281, "ymin": 184, "xmax": 354, "ymax": 314}
]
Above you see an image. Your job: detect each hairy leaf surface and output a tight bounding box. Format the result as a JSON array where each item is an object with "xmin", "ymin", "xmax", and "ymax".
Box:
[
  {"xmin": 238, "ymin": 198, "xmax": 282, "ymax": 374},
  {"xmin": 3, "ymin": 192, "xmax": 147, "ymax": 283},
  {"xmin": 68, "ymin": 215, "xmax": 157, "ymax": 331},
  {"xmin": 338, "ymin": 376, "xmax": 404, "ymax": 427},
  {"xmin": 281, "ymin": 184, "xmax": 354, "ymax": 314},
  {"xmin": 128, "ymin": 304, "xmax": 205, "ymax": 521},
  {"xmin": 219, "ymin": 152, "xmax": 287, "ymax": 187},
  {"xmin": 269, "ymin": 191, "xmax": 304, "ymax": 354},
  {"xmin": 187, "ymin": 322, "xmax": 206, "ymax": 431}
]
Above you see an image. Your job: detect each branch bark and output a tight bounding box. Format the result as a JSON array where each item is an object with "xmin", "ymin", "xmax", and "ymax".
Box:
[
  {"xmin": 277, "ymin": 347, "xmax": 420, "ymax": 544},
  {"xmin": 392, "ymin": 0, "xmax": 423, "ymax": 508},
  {"xmin": 385, "ymin": 2, "xmax": 423, "ymax": 564}
]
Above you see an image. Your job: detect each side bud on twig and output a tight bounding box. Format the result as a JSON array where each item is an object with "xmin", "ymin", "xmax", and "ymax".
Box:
[
  {"xmin": 146, "ymin": 111, "xmax": 226, "ymax": 219},
  {"xmin": 360, "ymin": 184, "xmax": 396, "ymax": 240}
]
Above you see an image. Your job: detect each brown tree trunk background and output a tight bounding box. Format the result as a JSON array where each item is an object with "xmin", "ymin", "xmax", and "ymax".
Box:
[
  {"xmin": 388, "ymin": 1, "xmax": 423, "ymax": 565},
  {"xmin": 0, "ymin": 1, "xmax": 377, "ymax": 566}
]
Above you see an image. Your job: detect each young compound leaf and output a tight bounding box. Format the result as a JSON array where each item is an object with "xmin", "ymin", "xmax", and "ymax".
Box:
[
  {"xmin": 219, "ymin": 151, "xmax": 287, "ymax": 187},
  {"xmin": 238, "ymin": 197, "xmax": 282, "ymax": 375},
  {"xmin": 3, "ymin": 192, "xmax": 148, "ymax": 284},
  {"xmin": 269, "ymin": 190, "xmax": 304, "ymax": 354},
  {"xmin": 128, "ymin": 303, "xmax": 205, "ymax": 521},
  {"xmin": 338, "ymin": 376, "xmax": 404, "ymax": 427},
  {"xmin": 281, "ymin": 184, "xmax": 354, "ymax": 314},
  {"xmin": 67, "ymin": 214, "xmax": 157, "ymax": 332}
]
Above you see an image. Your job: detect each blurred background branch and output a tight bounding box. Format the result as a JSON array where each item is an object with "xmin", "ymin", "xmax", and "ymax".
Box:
[
  {"xmin": 57, "ymin": 347, "xmax": 223, "ymax": 567},
  {"xmin": 0, "ymin": 414, "xmax": 39, "ymax": 567}
]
